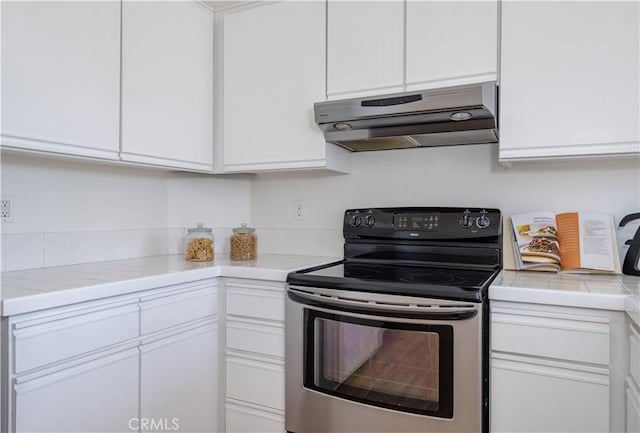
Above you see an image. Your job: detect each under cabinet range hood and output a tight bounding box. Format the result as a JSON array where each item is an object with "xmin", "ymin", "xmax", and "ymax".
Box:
[{"xmin": 314, "ymin": 82, "xmax": 498, "ymax": 152}]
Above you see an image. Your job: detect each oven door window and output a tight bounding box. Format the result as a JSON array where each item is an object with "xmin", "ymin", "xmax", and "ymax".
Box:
[{"xmin": 304, "ymin": 309, "xmax": 453, "ymax": 418}]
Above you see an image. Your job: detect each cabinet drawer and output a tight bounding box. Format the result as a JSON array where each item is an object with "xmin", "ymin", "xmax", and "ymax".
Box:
[
  {"xmin": 226, "ymin": 318, "xmax": 284, "ymax": 358},
  {"xmin": 630, "ymin": 324, "xmax": 640, "ymax": 387},
  {"xmin": 226, "ymin": 400, "xmax": 284, "ymax": 433},
  {"xmin": 226, "ymin": 355, "xmax": 284, "ymax": 410},
  {"xmin": 140, "ymin": 284, "xmax": 217, "ymax": 335},
  {"xmin": 491, "ymin": 354, "xmax": 609, "ymax": 433},
  {"xmin": 13, "ymin": 302, "xmax": 139, "ymax": 373},
  {"xmin": 491, "ymin": 308, "xmax": 610, "ymax": 365},
  {"xmin": 226, "ymin": 281, "xmax": 284, "ymax": 322}
]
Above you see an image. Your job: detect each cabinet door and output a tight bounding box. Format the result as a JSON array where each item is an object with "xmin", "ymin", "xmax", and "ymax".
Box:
[
  {"xmin": 14, "ymin": 347, "xmax": 139, "ymax": 433},
  {"xmin": 222, "ymin": 2, "xmax": 332, "ymax": 172},
  {"xmin": 499, "ymin": 1, "xmax": 640, "ymax": 161},
  {"xmin": 491, "ymin": 354, "xmax": 609, "ymax": 433},
  {"xmin": 1, "ymin": 1, "xmax": 120, "ymax": 159},
  {"xmin": 140, "ymin": 323, "xmax": 218, "ymax": 433},
  {"xmin": 121, "ymin": 1, "xmax": 214, "ymax": 171},
  {"xmin": 406, "ymin": 1, "xmax": 498, "ymax": 90},
  {"xmin": 327, "ymin": 1, "xmax": 404, "ymax": 97}
]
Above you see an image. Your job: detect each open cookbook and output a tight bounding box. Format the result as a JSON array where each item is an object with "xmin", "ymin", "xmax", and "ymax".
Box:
[{"xmin": 504, "ymin": 211, "xmax": 621, "ymax": 274}]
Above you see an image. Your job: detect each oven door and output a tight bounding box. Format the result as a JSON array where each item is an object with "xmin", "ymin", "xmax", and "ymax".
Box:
[{"xmin": 285, "ymin": 286, "xmax": 484, "ymax": 433}]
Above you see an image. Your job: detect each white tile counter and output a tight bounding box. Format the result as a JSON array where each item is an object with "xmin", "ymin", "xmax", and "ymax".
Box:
[
  {"xmin": 0, "ymin": 254, "xmax": 340, "ymax": 316},
  {"xmin": 490, "ymin": 270, "xmax": 640, "ymax": 325}
]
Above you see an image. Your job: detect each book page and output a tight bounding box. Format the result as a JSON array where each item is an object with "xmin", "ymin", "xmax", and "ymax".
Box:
[
  {"xmin": 578, "ymin": 212, "xmax": 616, "ymax": 272},
  {"xmin": 556, "ymin": 212, "xmax": 581, "ymax": 270},
  {"xmin": 511, "ymin": 212, "xmax": 561, "ymax": 271}
]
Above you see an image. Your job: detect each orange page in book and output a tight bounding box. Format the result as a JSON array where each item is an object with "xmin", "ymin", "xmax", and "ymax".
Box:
[{"xmin": 556, "ymin": 212, "xmax": 580, "ymax": 270}]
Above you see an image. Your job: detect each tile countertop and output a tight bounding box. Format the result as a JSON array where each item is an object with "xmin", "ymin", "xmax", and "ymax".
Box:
[
  {"xmin": 0, "ymin": 254, "xmax": 341, "ymax": 317},
  {"xmin": 490, "ymin": 270, "xmax": 640, "ymax": 326}
]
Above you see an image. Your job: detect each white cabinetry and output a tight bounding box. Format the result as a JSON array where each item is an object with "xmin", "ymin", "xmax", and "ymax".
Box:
[
  {"xmin": 325, "ymin": 1, "xmax": 498, "ymax": 98},
  {"xmin": 490, "ymin": 300, "xmax": 626, "ymax": 433},
  {"xmin": 2, "ymin": 279, "xmax": 219, "ymax": 433},
  {"xmin": 627, "ymin": 320, "xmax": 640, "ymax": 433},
  {"xmin": 224, "ymin": 278, "xmax": 286, "ymax": 433},
  {"xmin": 327, "ymin": 1, "xmax": 404, "ymax": 98},
  {"xmin": 220, "ymin": 1, "xmax": 349, "ymax": 173},
  {"xmin": 121, "ymin": 1, "xmax": 214, "ymax": 171},
  {"xmin": 140, "ymin": 323, "xmax": 218, "ymax": 432},
  {"xmin": 405, "ymin": 1, "xmax": 498, "ymax": 90},
  {"xmin": 0, "ymin": 1, "xmax": 120, "ymax": 159},
  {"xmin": 499, "ymin": 1, "xmax": 640, "ymax": 161}
]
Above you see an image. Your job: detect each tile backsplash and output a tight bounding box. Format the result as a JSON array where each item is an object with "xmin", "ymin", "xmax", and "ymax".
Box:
[{"xmin": 1, "ymin": 227, "xmax": 343, "ymax": 272}]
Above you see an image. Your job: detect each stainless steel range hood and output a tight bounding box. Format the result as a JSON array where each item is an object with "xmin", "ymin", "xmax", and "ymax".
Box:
[{"xmin": 314, "ymin": 82, "xmax": 498, "ymax": 152}]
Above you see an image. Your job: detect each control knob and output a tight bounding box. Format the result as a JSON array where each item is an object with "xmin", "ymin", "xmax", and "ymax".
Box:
[
  {"xmin": 350, "ymin": 213, "xmax": 362, "ymax": 227},
  {"xmin": 459, "ymin": 211, "xmax": 474, "ymax": 229},
  {"xmin": 476, "ymin": 212, "xmax": 491, "ymax": 229},
  {"xmin": 364, "ymin": 214, "xmax": 376, "ymax": 227}
]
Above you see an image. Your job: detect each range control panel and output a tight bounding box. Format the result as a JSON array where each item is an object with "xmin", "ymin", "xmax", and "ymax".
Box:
[{"xmin": 344, "ymin": 207, "xmax": 501, "ymax": 240}]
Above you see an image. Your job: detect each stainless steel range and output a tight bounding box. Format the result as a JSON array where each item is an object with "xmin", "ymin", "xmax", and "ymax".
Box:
[{"xmin": 285, "ymin": 207, "xmax": 502, "ymax": 433}]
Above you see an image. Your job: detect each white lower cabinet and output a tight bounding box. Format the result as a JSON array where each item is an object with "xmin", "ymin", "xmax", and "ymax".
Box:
[
  {"xmin": 141, "ymin": 322, "xmax": 218, "ymax": 433},
  {"xmin": 490, "ymin": 300, "xmax": 625, "ymax": 433},
  {"xmin": 223, "ymin": 278, "xmax": 286, "ymax": 432},
  {"xmin": 14, "ymin": 346, "xmax": 139, "ymax": 433},
  {"xmin": 2, "ymin": 279, "xmax": 218, "ymax": 433},
  {"xmin": 627, "ymin": 320, "xmax": 640, "ymax": 433}
]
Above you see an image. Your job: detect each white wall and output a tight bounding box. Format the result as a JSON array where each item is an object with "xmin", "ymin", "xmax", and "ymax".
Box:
[
  {"xmin": 0, "ymin": 152, "xmax": 252, "ymax": 270},
  {"xmin": 1, "ymin": 153, "xmax": 168, "ymax": 233},
  {"xmin": 250, "ymin": 143, "xmax": 640, "ymax": 234},
  {"xmin": 2, "ymin": 144, "xmax": 639, "ymax": 268}
]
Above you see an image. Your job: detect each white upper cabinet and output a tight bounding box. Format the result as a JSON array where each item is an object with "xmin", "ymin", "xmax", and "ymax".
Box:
[
  {"xmin": 405, "ymin": 1, "xmax": 498, "ymax": 90},
  {"xmin": 499, "ymin": 1, "xmax": 640, "ymax": 161},
  {"xmin": 221, "ymin": 1, "xmax": 349, "ymax": 173},
  {"xmin": 121, "ymin": 1, "xmax": 214, "ymax": 171},
  {"xmin": 1, "ymin": 1, "xmax": 120, "ymax": 159},
  {"xmin": 325, "ymin": 1, "xmax": 498, "ymax": 98},
  {"xmin": 327, "ymin": 1, "xmax": 404, "ymax": 98}
]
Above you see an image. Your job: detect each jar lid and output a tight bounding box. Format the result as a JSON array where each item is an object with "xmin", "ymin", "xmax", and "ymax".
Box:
[
  {"xmin": 232, "ymin": 223, "xmax": 255, "ymax": 234},
  {"xmin": 187, "ymin": 223, "xmax": 212, "ymax": 233}
]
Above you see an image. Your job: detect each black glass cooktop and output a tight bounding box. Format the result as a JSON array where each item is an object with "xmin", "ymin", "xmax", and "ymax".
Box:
[{"xmin": 287, "ymin": 261, "xmax": 500, "ymax": 302}]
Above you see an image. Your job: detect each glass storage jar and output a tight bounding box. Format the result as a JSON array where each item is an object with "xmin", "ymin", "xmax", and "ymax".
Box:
[
  {"xmin": 230, "ymin": 223, "xmax": 257, "ymax": 261},
  {"xmin": 185, "ymin": 223, "xmax": 214, "ymax": 262}
]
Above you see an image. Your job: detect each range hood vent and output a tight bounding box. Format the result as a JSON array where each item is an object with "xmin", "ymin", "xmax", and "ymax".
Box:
[{"xmin": 314, "ymin": 82, "xmax": 498, "ymax": 152}]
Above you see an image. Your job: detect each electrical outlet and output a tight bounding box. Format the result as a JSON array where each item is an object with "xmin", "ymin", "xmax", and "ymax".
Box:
[
  {"xmin": 1, "ymin": 195, "xmax": 14, "ymax": 223},
  {"xmin": 294, "ymin": 200, "xmax": 305, "ymax": 220}
]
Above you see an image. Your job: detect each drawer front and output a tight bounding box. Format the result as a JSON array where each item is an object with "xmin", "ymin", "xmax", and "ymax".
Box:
[
  {"xmin": 226, "ymin": 284, "xmax": 284, "ymax": 322},
  {"xmin": 14, "ymin": 303, "xmax": 139, "ymax": 373},
  {"xmin": 491, "ymin": 356, "xmax": 609, "ymax": 433},
  {"xmin": 226, "ymin": 319, "xmax": 284, "ymax": 358},
  {"xmin": 491, "ymin": 308, "xmax": 610, "ymax": 365},
  {"xmin": 630, "ymin": 324, "xmax": 640, "ymax": 387},
  {"xmin": 226, "ymin": 355, "xmax": 284, "ymax": 410},
  {"xmin": 226, "ymin": 400, "xmax": 284, "ymax": 433},
  {"xmin": 141, "ymin": 285, "xmax": 217, "ymax": 335}
]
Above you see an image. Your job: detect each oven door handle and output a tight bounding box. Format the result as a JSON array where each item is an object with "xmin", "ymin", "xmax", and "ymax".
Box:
[{"xmin": 287, "ymin": 287, "xmax": 479, "ymax": 320}]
